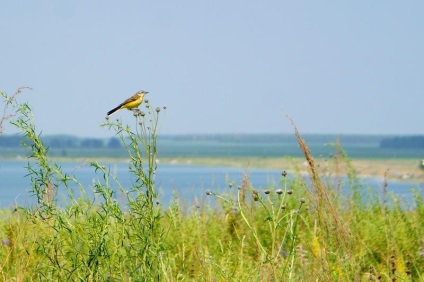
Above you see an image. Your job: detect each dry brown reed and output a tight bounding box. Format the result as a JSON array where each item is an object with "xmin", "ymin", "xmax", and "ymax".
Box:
[
  {"xmin": 0, "ymin": 87, "xmax": 31, "ymax": 135},
  {"xmin": 287, "ymin": 116, "xmax": 353, "ymax": 257},
  {"xmin": 239, "ymin": 164, "xmax": 250, "ymax": 206},
  {"xmin": 333, "ymin": 136, "xmax": 343, "ymax": 194}
]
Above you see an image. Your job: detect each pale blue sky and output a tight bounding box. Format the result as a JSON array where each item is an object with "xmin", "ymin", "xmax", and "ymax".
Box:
[{"xmin": 1, "ymin": 1, "xmax": 423, "ymax": 137}]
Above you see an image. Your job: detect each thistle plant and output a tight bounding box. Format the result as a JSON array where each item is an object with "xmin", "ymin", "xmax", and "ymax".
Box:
[
  {"xmin": 7, "ymin": 89, "xmax": 83, "ymax": 210},
  {"xmin": 0, "ymin": 87, "xmax": 31, "ymax": 135},
  {"xmin": 102, "ymin": 99, "xmax": 167, "ymax": 279},
  {"xmin": 208, "ymin": 169, "xmax": 308, "ymax": 280},
  {"xmin": 3, "ymin": 88, "xmax": 169, "ymax": 280}
]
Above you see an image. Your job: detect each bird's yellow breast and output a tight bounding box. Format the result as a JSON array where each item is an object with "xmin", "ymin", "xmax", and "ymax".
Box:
[{"xmin": 121, "ymin": 94, "xmax": 144, "ymax": 109}]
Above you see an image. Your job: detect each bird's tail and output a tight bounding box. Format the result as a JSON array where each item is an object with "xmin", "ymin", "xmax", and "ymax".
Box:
[{"xmin": 107, "ymin": 105, "xmax": 121, "ymax": 116}]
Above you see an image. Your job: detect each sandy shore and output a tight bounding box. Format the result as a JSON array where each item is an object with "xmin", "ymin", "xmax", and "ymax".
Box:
[
  {"xmin": 158, "ymin": 157, "xmax": 424, "ymax": 183},
  {"xmin": 3, "ymin": 155, "xmax": 422, "ymax": 183}
]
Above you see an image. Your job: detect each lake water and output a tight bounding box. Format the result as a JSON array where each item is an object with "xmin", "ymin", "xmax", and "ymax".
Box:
[{"xmin": 0, "ymin": 160, "xmax": 423, "ymax": 209}]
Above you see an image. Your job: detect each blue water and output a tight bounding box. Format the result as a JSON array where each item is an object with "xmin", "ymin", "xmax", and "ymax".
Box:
[
  {"xmin": 0, "ymin": 160, "xmax": 423, "ymax": 209},
  {"xmin": 0, "ymin": 160, "xmax": 282, "ymax": 208}
]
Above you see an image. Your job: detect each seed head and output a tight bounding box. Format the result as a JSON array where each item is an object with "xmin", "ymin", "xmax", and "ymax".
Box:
[
  {"xmin": 252, "ymin": 190, "xmax": 259, "ymax": 201},
  {"xmin": 206, "ymin": 190, "xmax": 212, "ymax": 196},
  {"xmin": 264, "ymin": 189, "xmax": 270, "ymax": 195},
  {"xmin": 155, "ymin": 107, "xmax": 160, "ymax": 113},
  {"xmin": 300, "ymin": 198, "xmax": 306, "ymax": 204},
  {"xmin": 276, "ymin": 189, "xmax": 283, "ymax": 195},
  {"xmin": 133, "ymin": 109, "xmax": 142, "ymax": 116},
  {"xmin": 287, "ymin": 190, "xmax": 293, "ymax": 195},
  {"xmin": 281, "ymin": 170, "xmax": 287, "ymax": 177}
]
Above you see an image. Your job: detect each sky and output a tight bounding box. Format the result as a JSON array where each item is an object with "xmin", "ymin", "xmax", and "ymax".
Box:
[{"xmin": 1, "ymin": 1, "xmax": 423, "ymax": 137}]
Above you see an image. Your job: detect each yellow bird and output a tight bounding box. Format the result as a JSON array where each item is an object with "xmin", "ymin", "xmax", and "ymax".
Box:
[{"xmin": 107, "ymin": 90, "xmax": 148, "ymax": 116}]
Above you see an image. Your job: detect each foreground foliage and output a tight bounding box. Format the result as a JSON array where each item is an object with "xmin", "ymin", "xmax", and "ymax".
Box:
[{"xmin": 0, "ymin": 89, "xmax": 423, "ymax": 281}]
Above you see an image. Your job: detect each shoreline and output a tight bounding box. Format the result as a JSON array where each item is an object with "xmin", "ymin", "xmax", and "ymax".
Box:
[
  {"xmin": 1, "ymin": 156, "xmax": 423, "ymax": 183},
  {"xmin": 157, "ymin": 157, "xmax": 424, "ymax": 183}
]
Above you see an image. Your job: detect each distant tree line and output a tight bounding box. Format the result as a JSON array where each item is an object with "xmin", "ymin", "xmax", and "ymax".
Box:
[
  {"xmin": 380, "ymin": 136, "xmax": 424, "ymax": 149},
  {"xmin": 0, "ymin": 135, "xmax": 122, "ymax": 149}
]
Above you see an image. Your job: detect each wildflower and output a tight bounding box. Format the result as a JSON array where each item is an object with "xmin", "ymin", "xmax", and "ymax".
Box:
[
  {"xmin": 300, "ymin": 198, "xmax": 306, "ymax": 203},
  {"xmin": 276, "ymin": 189, "xmax": 283, "ymax": 195},
  {"xmin": 287, "ymin": 190, "xmax": 293, "ymax": 195},
  {"xmin": 281, "ymin": 170, "xmax": 287, "ymax": 177},
  {"xmin": 140, "ymin": 111, "xmax": 146, "ymax": 117},
  {"xmin": 155, "ymin": 107, "xmax": 161, "ymax": 113},
  {"xmin": 311, "ymin": 236, "xmax": 320, "ymax": 258},
  {"xmin": 264, "ymin": 189, "xmax": 270, "ymax": 195},
  {"xmin": 163, "ymin": 106, "xmax": 167, "ymax": 110},
  {"xmin": 229, "ymin": 184, "xmax": 233, "ymax": 189},
  {"xmin": 279, "ymin": 246, "xmax": 288, "ymax": 258},
  {"xmin": 281, "ymin": 204, "xmax": 286, "ymax": 210},
  {"xmin": 206, "ymin": 190, "xmax": 212, "ymax": 196},
  {"xmin": 394, "ymin": 255, "xmax": 407, "ymax": 277}
]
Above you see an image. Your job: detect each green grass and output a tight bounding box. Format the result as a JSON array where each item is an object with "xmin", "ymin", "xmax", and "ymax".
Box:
[
  {"xmin": 1, "ymin": 88, "xmax": 423, "ymax": 281},
  {"xmin": 1, "ymin": 175, "xmax": 424, "ymax": 281}
]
